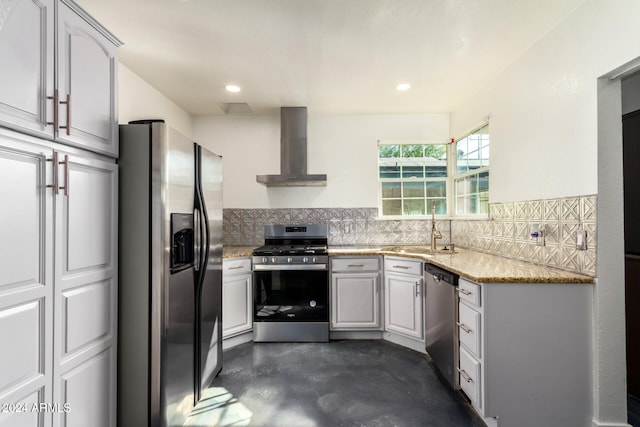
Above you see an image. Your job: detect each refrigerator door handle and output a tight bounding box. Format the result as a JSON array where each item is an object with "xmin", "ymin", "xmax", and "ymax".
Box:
[{"xmin": 194, "ymin": 208, "xmax": 201, "ymax": 272}]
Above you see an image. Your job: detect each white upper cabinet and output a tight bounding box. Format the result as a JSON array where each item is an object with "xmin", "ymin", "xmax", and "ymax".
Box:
[
  {"xmin": 0, "ymin": 0, "xmax": 121, "ymax": 157},
  {"xmin": 55, "ymin": 1, "xmax": 119, "ymax": 156},
  {"xmin": 0, "ymin": 0, "xmax": 55, "ymax": 139}
]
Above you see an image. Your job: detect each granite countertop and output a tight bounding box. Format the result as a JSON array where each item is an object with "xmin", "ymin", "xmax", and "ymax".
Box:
[
  {"xmin": 223, "ymin": 246, "xmax": 255, "ymax": 258},
  {"xmin": 223, "ymin": 245, "xmax": 594, "ymax": 284}
]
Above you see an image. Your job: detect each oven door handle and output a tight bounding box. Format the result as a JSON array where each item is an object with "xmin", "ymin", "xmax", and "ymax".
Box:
[{"xmin": 253, "ymin": 264, "xmax": 328, "ymax": 271}]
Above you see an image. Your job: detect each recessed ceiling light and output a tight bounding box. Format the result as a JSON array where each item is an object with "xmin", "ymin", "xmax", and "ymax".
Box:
[
  {"xmin": 396, "ymin": 83, "xmax": 411, "ymax": 92},
  {"xmin": 225, "ymin": 84, "xmax": 241, "ymax": 93}
]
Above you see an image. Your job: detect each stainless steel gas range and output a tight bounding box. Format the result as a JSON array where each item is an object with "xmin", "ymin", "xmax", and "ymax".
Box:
[{"xmin": 252, "ymin": 225, "xmax": 329, "ymax": 342}]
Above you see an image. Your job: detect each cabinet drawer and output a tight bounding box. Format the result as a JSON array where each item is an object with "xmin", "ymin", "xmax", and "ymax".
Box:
[
  {"xmin": 384, "ymin": 257, "xmax": 423, "ymax": 276},
  {"xmin": 458, "ymin": 278, "xmax": 480, "ymax": 307},
  {"xmin": 332, "ymin": 257, "xmax": 380, "ymax": 272},
  {"xmin": 459, "ymin": 346, "xmax": 481, "ymax": 408},
  {"xmin": 458, "ymin": 302, "xmax": 481, "ymax": 357},
  {"xmin": 223, "ymin": 258, "xmax": 252, "ymax": 276}
]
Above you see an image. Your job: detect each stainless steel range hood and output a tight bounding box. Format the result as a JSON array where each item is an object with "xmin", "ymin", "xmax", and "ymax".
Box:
[{"xmin": 256, "ymin": 107, "xmax": 327, "ymax": 187}]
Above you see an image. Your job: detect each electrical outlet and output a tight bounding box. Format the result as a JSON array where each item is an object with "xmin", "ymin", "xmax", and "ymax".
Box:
[{"xmin": 576, "ymin": 229, "xmax": 587, "ymax": 250}]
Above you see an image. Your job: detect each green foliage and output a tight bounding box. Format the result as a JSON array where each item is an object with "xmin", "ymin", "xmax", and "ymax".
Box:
[{"xmin": 378, "ymin": 144, "xmax": 446, "ymax": 160}]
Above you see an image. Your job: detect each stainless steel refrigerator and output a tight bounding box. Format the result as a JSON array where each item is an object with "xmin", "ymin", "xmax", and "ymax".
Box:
[{"xmin": 118, "ymin": 121, "xmax": 223, "ymax": 427}]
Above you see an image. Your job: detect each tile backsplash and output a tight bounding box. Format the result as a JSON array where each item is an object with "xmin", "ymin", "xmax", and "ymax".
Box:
[
  {"xmin": 224, "ymin": 194, "xmax": 596, "ymax": 277},
  {"xmin": 224, "ymin": 207, "xmax": 452, "ymax": 247}
]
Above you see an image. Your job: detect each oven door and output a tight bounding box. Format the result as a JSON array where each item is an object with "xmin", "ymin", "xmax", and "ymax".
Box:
[{"xmin": 253, "ymin": 267, "xmax": 329, "ymax": 322}]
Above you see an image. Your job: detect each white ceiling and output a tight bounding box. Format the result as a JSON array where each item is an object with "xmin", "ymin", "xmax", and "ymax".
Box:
[{"xmin": 75, "ymin": 0, "xmax": 586, "ymax": 116}]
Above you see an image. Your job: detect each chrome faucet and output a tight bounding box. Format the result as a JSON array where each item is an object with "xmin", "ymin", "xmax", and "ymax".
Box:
[{"xmin": 430, "ymin": 204, "xmax": 442, "ymax": 250}]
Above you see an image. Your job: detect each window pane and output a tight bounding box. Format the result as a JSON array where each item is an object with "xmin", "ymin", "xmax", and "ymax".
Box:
[
  {"xmin": 382, "ymin": 200, "xmax": 402, "ymax": 216},
  {"xmin": 382, "ymin": 182, "xmax": 401, "ymax": 198},
  {"xmin": 425, "ymin": 145, "xmax": 447, "ymax": 160},
  {"xmin": 402, "ymin": 145, "xmax": 424, "ymax": 158},
  {"xmin": 379, "ymin": 145, "xmax": 400, "ymax": 158},
  {"xmin": 403, "ymin": 199, "xmax": 425, "ymax": 215},
  {"xmin": 379, "ymin": 166, "xmax": 400, "ymax": 179},
  {"xmin": 479, "ymin": 171, "xmax": 489, "ymax": 192},
  {"xmin": 403, "ymin": 182, "xmax": 425, "ymax": 198},
  {"xmin": 425, "ymin": 165, "xmax": 447, "ymax": 177},
  {"xmin": 402, "ymin": 166, "xmax": 424, "ymax": 178},
  {"xmin": 469, "ymin": 195, "xmax": 478, "ymax": 213},
  {"xmin": 429, "ymin": 199, "xmax": 446, "ymax": 215},
  {"xmin": 455, "ymin": 178, "xmax": 467, "ymax": 196},
  {"xmin": 426, "ymin": 181, "xmax": 446, "ymax": 197}
]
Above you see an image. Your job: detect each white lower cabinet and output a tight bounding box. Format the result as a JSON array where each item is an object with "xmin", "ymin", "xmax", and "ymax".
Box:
[
  {"xmin": 384, "ymin": 257, "xmax": 424, "ymax": 340},
  {"xmin": 330, "ymin": 257, "xmax": 381, "ymax": 330},
  {"xmin": 457, "ymin": 277, "xmax": 593, "ymax": 427},
  {"xmin": 222, "ymin": 258, "xmax": 253, "ymax": 338},
  {"xmin": 0, "ymin": 128, "xmax": 117, "ymax": 427}
]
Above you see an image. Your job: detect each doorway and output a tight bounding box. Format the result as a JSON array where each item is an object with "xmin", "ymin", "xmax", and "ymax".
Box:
[{"xmin": 622, "ymin": 73, "xmax": 640, "ymax": 426}]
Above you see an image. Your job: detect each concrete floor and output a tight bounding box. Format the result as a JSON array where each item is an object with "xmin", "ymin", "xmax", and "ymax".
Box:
[{"xmin": 186, "ymin": 340, "xmax": 486, "ymax": 427}]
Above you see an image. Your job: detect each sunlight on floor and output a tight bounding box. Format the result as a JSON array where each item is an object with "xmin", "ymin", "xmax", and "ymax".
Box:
[{"xmin": 184, "ymin": 387, "xmax": 252, "ymax": 427}]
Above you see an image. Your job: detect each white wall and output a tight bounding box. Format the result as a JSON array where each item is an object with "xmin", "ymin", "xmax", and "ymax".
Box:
[
  {"xmin": 451, "ymin": 0, "xmax": 640, "ymax": 204},
  {"xmin": 118, "ymin": 63, "xmax": 193, "ymax": 139},
  {"xmin": 193, "ymin": 113, "xmax": 449, "ymax": 209},
  {"xmin": 450, "ymin": 1, "xmax": 640, "ymax": 425}
]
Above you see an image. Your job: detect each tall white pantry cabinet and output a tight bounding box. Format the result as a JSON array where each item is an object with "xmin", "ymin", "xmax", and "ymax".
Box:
[{"xmin": 0, "ymin": 1, "xmax": 120, "ymax": 426}]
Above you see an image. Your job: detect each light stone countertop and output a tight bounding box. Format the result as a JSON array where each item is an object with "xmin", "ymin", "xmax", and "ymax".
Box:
[{"xmin": 223, "ymin": 245, "xmax": 594, "ymax": 284}]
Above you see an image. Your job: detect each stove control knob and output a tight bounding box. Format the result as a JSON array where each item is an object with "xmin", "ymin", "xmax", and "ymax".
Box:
[
  {"xmin": 262, "ymin": 257, "xmax": 268, "ymax": 264},
  {"xmin": 312, "ymin": 257, "xmax": 317, "ymax": 263},
  {"xmin": 303, "ymin": 257, "xmax": 309, "ymax": 263},
  {"xmin": 287, "ymin": 257, "xmax": 293, "ymax": 263},
  {"xmin": 271, "ymin": 257, "xmax": 277, "ymax": 263}
]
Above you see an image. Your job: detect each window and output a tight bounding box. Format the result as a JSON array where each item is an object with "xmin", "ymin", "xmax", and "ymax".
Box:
[
  {"xmin": 378, "ymin": 143, "xmax": 448, "ymax": 217},
  {"xmin": 454, "ymin": 124, "xmax": 489, "ymax": 215}
]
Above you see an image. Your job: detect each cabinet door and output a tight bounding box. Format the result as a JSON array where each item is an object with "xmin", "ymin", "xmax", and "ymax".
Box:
[
  {"xmin": 56, "ymin": 2, "xmax": 118, "ymax": 157},
  {"xmin": 331, "ymin": 273, "xmax": 380, "ymax": 329},
  {"xmin": 222, "ymin": 273, "xmax": 253, "ymax": 338},
  {"xmin": 53, "ymin": 150, "xmax": 117, "ymax": 427},
  {"xmin": 0, "ymin": 132, "xmax": 54, "ymax": 426},
  {"xmin": 0, "ymin": 0, "xmax": 55, "ymax": 138},
  {"xmin": 385, "ymin": 273, "xmax": 423, "ymax": 339}
]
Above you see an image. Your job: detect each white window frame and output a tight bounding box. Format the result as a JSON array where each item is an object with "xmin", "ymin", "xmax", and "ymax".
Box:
[
  {"xmin": 453, "ymin": 123, "xmax": 490, "ymax": 218},
  {"xmin": 377, "ymin": 140, "xmax": 453, "ymax": 219}
]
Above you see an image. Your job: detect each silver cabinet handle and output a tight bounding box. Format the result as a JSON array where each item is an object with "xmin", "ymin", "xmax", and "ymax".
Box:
[
  {"xmin": 457, "ymin": 288, "xmax": 472, "ymax": 296},
  {"xmin": 415, "ymin": 280, "xmax": 423, "ymax": 297},
  {"xmin": 47, "ymin": 89, "xmax": 59, "ymax": 130},
  {"xmin": 457, "ymin": 368, "xmax": 474, "ymax": 383},
  {"xmin": 60, "ymin": 155, "xmax": 69, "ymax": 196},
  {"xmin": 348, "ymin": 264, "xmax": 365, "ymax": 268},
  {"xmin": 59, "ymin": 94, "xmax": 71, "ymax": 135},
  {"xmin": 46, "ymin": 152, "xmax": 59, "ymax": 195},
  {"xmin": 456, "ymin": 321, "xmax": 472, "ymax": 334},
  {"xmin": 228, "ymin": 265, "xmax": 244, "ymax": 270},
  {"xmin": 393, "ymin": 265, "xmax": 410, "ymax": 269}
]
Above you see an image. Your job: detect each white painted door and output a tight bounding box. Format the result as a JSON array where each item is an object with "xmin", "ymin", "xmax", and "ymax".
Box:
[
  {"xmin": 52, "ymin": 150, "xmax": 117, "ymax": 427},
  {"xmin": 331, "ymin": 273, "xmax": 380, "ymax": 329},
  {"xmin": 0, "ymin": 0, "xmax": 55, "ymax": 138},
  {"xmin": 384, "ymin": 274, "xmax": 423, "ymax": 339},
  {"xmin": 56, "ymin": 1, "xmax": 118, "ymax": 157},
  {"xmin": 0, "ymin": 130, "xmax": 54, "ymax": 426}
]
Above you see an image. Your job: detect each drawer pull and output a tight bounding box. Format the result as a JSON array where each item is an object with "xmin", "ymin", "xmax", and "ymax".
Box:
[
  {"xmin": 457, "ymin": 288, "xmax": 472, "ymax": 296},
  {"xmin": 228, "ymin": 265, "xmax": 245, "ymax": 270},
  {"xmin": 457, "ymin": 368, "xmax": 474, "ymax": 383},
  {"xmin": 456, "ymin": 322, "xmax": 472, "ymax": 334},
  {"xmin": 392, "ymin": 265, "xmax": 411, "ymax": 269},
  {"xmin": 347, "ymin": 264, "xmax": 365, "ymax": 268}
]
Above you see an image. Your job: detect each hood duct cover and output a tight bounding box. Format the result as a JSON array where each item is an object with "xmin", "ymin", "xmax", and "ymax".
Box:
[{"xmin": 256, "ymin": 107, "xmax": 327, "ymax": 186}]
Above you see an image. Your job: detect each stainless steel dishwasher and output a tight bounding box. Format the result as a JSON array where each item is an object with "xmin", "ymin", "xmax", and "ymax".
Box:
[{"xmin": 424, "ymin": 263, "xmax": 459, "ymax": 389}]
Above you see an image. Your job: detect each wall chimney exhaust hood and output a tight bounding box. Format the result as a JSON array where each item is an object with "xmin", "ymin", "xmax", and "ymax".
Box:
[{"xmin": 256, "ymin": 107, "xmax": 327, "ymax": 187}]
